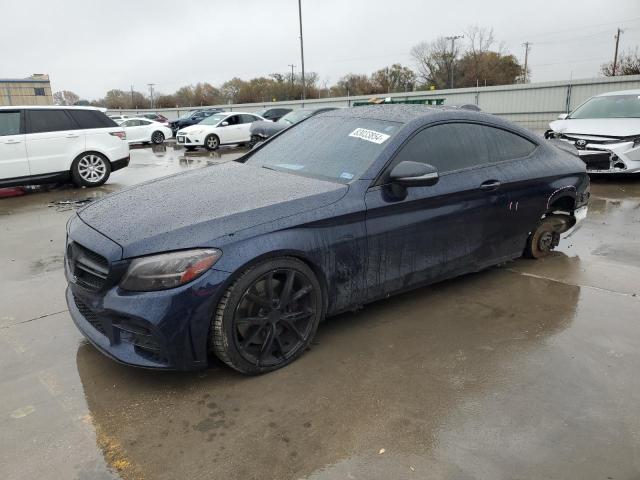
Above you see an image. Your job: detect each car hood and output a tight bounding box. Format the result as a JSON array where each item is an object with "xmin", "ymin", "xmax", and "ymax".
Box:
[
  {"xmin": 549, "ymin": 118, "xmax": 640, "ymax": 138},
  {"xmin": 179, "ymin": 124, "xmax": 208, "ymax": 133},
  {"xmin": 250, "ymin": 120, "xmax": 289, "ymax": 137},
  {"xmin": 78, "ymin": 162, "xmax": 347, "ymax": 258}
]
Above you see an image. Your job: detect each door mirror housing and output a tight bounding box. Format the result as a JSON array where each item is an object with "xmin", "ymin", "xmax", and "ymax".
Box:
[
  {"xmin": 220, "ymin": 121, "xmax": 229, "ymax": 127},
  {"xmin": 557, "ymin": 113, "xmax": 569, "ymax": 120},
  {"xmin": 389, "ymin": 161, "xmax": 439, "ymax": 187}
]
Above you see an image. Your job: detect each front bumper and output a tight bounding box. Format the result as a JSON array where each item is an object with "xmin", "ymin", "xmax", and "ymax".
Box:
[
  {"xmin": 66, "ymin": 267, "xmax": 231, "ymax": 370},
  {"xmin": 64, "ymin": 217, "xmax": 231, "ymax": 370},
  {"xmin": 552, "ymin": 136, "xmax": 640, "ymax": 173},
  {"xmin": 176, "ymin": 133, "xmax": 204, "ymax": 146}
]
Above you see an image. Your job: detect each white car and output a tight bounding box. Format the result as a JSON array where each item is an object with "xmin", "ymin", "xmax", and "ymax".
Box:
[
  {"xmin": 176, "ymin": 112, "xmax": 265, "ymax": 150},
  {"xmin": 120, "ymin": 117, "xmax": 173, "ymax": 145},
  {"xmin": 108, "ymin": 115, "xmax": 130, "ymax": 124},
  {"xmin": 0, "ymin": 106, "xmax": 129, "ymax": 187},
  {"xmin": 546, "ymin": 89, "xmax": 640, "ymax": 174}
]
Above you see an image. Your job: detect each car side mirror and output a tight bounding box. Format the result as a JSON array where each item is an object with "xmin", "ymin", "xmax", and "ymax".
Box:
[
  {"xmin": 389, "ymin": 161, "xmax": 439, "ymax": 187},
  {"xmin": 220, "ymin": 121, "xmax": 229, "ymax": 127},
  {"xmin": 557, "ymin": 113, "xmax": 569, "ymax": 120}
]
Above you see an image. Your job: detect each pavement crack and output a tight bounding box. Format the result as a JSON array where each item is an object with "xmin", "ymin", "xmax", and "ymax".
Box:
[
  {"xmin": 504, "ymin": 268, "xmax": 638, "ymax": 299},
  {"xmin": 1, "ymin": 309, "xmax": 69, "ymax": 329}
]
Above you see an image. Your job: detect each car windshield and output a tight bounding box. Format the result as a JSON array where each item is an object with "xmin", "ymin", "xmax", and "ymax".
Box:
[
  {"xmin": 198, "ymin": 113, "xmax": 228, "ymax": 125},
  {"xmin": 278, "ymin": 109, "xmax": 313, "ymax": 125},
  {"xmin": 245, "ymin": 116, "xmax": 401, "ymax": 184},
  {"xmin": 569, "ymin": 94, "xmax": 640, "ymax": 119}
]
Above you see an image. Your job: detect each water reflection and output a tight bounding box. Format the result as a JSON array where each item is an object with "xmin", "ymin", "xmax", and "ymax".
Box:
[{"xmin": 76, "ymin": 268, "xmax": 578, "ymax": 480}]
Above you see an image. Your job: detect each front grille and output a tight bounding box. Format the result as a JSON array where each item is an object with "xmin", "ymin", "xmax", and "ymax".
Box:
[
  {"xmin": 67, "ymin": 242, "xmax": 109, "ymax": 292},
  {"xmin": 74, "ymin": 295, "xmax": 106, "ymax": 335}
]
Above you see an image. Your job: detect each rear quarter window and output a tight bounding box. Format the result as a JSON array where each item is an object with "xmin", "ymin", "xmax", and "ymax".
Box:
[{"xmin": 67, "ymin": 110, "xmax": 117, "ymax": 129}]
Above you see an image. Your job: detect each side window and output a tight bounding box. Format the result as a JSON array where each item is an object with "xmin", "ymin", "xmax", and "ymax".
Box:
[
  {"xmin": 26, "ymin": 109, "xmax": 77, "ymax": 134},
  {"xmin": 391, "ymin": 123, "xmax": 537, "ymax": 175},
  {"xmin": 0, "ymin": 111, "xmax": 21, "ymax": 136},
  {"xmin": 67, "ymin": 110, "xmax": 117, "ymax": 129},
  {"xmin": 240, "ymin": 114, "xmax": 257, "ymax": 124},
  {"xmin": 482, "ymin": 126, "xmax": 536, "ymax": 161},
  {"xmin": 225, "ymin": 115, "xmax": 240, "ymax": 125},
  {"xmin": 392, "ymin": 123, "xmax": 489, "ymax": 174},
  {"xmin": 139, "ymin": 120, "xmax": 152, "ymax": 125}
]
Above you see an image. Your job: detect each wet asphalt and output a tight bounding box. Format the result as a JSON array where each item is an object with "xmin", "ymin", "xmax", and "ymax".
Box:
[{"xmin": 1, "ymin": 143, "xmax": 639, "ymax": 480}]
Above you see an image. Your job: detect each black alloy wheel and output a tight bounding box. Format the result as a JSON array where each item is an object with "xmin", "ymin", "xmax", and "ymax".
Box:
[{"xmin": 211, "ymin": 258, "xmax": 323, "ymax": 374}]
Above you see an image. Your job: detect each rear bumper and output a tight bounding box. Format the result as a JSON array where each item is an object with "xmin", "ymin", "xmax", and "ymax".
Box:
[{"xmin": 111, "ymin": 156, "xmax": 130, "ymax": 172}]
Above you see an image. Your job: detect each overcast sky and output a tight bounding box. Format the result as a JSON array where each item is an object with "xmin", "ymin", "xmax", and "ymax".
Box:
[{"xmin": 2, "ymin": 0, "xmax": 639, "ymax": 99}]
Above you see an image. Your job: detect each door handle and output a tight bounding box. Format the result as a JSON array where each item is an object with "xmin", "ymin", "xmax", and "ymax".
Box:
[
  {"xmin": 480, "ymin": 180, "xmax": 501, "ymax": 191},
  {"xmin": 66, "ymin": 133, "xmax": 80, "ymax": 138},
  {"xmin": 5, "ymin": 139, "xmax": 22, "ymax": 144}
]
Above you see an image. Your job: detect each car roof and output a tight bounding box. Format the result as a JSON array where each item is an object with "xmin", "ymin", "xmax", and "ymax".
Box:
[
  {"xmin": 596, "ymin": 89, "xmax": 640, "ymax": 97},
  {"xmin": 0, "ymin": 105, "xmax": 107, "ymax": 112},
  {"xmin": 318, "ymin": 104, "xmax": 487, "ymax": 123}
]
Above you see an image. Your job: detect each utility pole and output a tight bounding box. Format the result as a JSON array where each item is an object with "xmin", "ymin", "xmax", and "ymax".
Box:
[
  {"xmin": 297, "ymin": 0, "xmax": 306, "ymax": 101},
  {"xmin": 147, "ymin": 83, "xmax": 155, "ymax": 109},
  {"xmin": 130, "ymin": 85, "xmax": 134, "ymax": 108},
  {"xmin": 445, "ymin": 35, "xmax": 463, "ymax": 89},
  {"xmin": 522, "ymin": 42, "xmax": 532, "ymax": 83},
  {"xmin": 287, "ymin": 64, "xmax": 296, "ymax": 100},
  {"xmin": 612, "ymin": 28, "xmax": 623, "ymax": 75}
]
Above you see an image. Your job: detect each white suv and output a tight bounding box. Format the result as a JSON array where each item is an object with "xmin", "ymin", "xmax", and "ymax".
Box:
[{"xmin": 0, "ymin": 106, "xmax": 130, "ymax": 187}]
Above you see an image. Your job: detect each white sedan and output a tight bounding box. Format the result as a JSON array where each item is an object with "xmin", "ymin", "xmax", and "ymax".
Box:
[
  {"xmin": 120, "ymin": 118, "xmax": 173, "ymax": 145},
  {"xmin": 176, "ymin": 112, "xmax": 265, "ymax": 150}
]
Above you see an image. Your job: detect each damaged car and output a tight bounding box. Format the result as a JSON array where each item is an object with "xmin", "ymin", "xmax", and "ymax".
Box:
[
  {"xmin": 65, "ymin": 105, "xmax": 589, "ymax": 374},
  {"xmin": 249, "ymin": 107, "xmax": 336, "ymax": 146},
  {"xmin": 545, "ymin": 89, "xmax": 640, "ymax": 173}
]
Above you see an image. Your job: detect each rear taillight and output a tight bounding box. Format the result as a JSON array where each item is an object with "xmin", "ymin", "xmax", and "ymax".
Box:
[{"xmin": 110, "ymin": 131, "xmax": 126, "ymax": 140}]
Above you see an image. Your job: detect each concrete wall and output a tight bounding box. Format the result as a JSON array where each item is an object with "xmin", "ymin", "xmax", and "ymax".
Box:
[
  {"xmin": 0, "ymin": 76, "xmax": 53, "ymax": 106},
  {"xmin": 110, "ymin": 74, "xmax": 640, "ymax": 132}
]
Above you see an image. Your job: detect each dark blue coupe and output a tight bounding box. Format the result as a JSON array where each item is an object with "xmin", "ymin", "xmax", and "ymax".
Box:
[{"xmin": 65, "ymin": 105, "xmax": 589, "ymax": 373}]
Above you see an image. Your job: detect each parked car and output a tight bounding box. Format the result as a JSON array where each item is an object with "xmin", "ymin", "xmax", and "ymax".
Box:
[
  {"xmin": 65, "ymin": 105, "xmax": 589, "ymax": 373},
  {"xmin": 249, "ymin": 107, "xmax": 336, "ymax": 145},
  {"xmin": 169, "ymin": 109, "xmax": 225, "ymax": 133},
  {"xmin": 0, "ymin": 106, "xmax": 129, "ymax": 187},
  {"xmin": 120, "ymin": 118, "xmax": 173, "ymax": 145},
  {"xmin": 176, "ymin": 112, "xmax": 265, "ymax": 150},
  {"xmin": 255, "ymin": 107, "xmax": 292, "ymax": 122},
  {"xmin": 137, "ymin": 112, "xmax": 169, "ymax": 125},
  {"xmin": 545, "ymin": 89, "xmax": 640, "ymax": 173},
  {"xmin": 108, "ymin": 114, "xmax": 131, "ymax": 124}
]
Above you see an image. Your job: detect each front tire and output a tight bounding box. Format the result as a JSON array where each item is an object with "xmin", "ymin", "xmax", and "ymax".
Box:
[
  {"xmin": 204, "ymin": 134, "xmax": 220, "ymax": 151},
  {"xmin": 71, "ymin": 152, "xmax": 111, "ymax": 187},
  {"xmin": 151, "ymin": 131, "xmax": 165, "ymax": 144},
  {"xmin": 210, "ymin": 257, "xmax": 323, "ymax": 374}
]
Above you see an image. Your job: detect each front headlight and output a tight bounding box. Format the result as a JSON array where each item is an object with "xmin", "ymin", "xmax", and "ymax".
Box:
[
  {"xmin": 120, "ymin": 249, "xmax": 222, "ymax": 292},
  {"xmin": 188, "ymin": 129, "xmax": 203, "ymax": 135}
]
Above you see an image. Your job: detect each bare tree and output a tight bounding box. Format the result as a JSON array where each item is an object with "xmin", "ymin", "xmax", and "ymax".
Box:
[
  {"xmin": 53, "ymin": 90, "xmax": 80, "ymax": 106},
  {"xmin": 601, "ymin": 48, "xmax": 640, "ymax": 76},
  {"xmin": 410, "ymin": 37, "xmax": 456, "ymax": 89}
]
